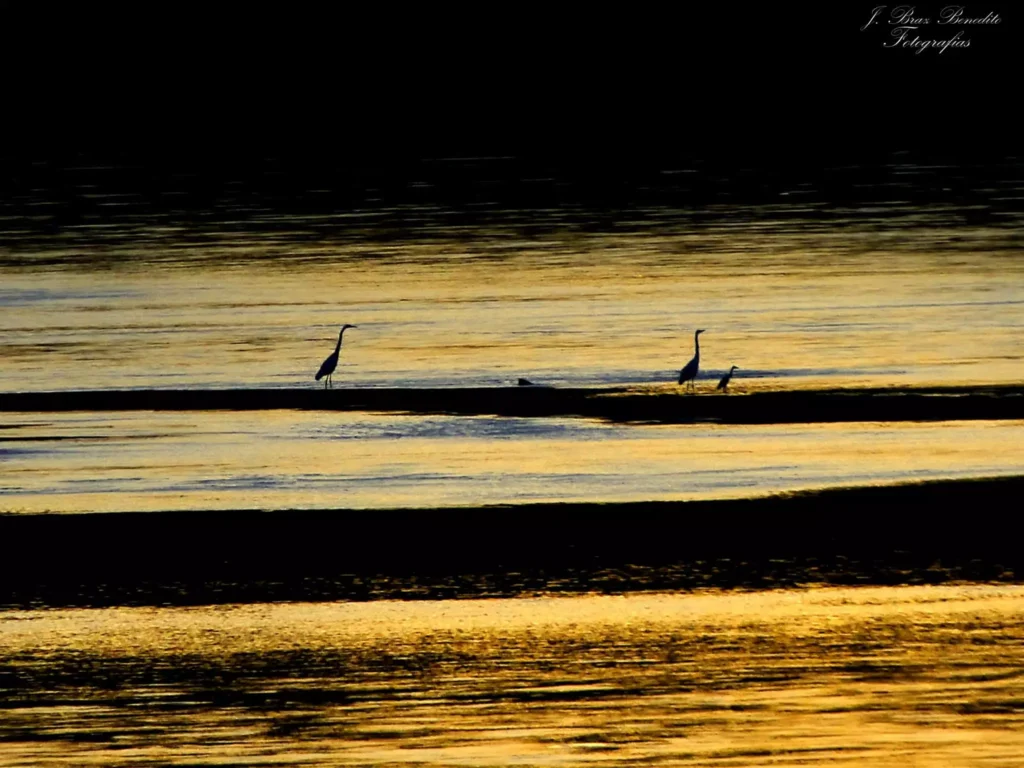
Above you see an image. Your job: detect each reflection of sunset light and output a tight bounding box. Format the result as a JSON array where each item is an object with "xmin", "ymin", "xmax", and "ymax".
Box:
[
  {"xmin": 1, "ymin": 228, "xmax": 1022, "ymax": 392},
  {"xmin": 3, "ymin": 585, "xmax": 1024, "ymax": 766},
  {"xmin": 2, "ymin": 410, "xmax": 1022, "ymax": 513}
]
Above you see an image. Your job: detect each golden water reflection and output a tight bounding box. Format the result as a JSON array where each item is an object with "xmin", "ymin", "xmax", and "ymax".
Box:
[
  {"xmin": 2, "ymin": 585, "xmax": 1024, "ymax": 766},
  {"xmin": 2, "ymin": 411, "xmax": 1023, "ymax": 512},
  {"xmin": 2, "ymin": 240, "xmax": 1022, "ymax": 391}
]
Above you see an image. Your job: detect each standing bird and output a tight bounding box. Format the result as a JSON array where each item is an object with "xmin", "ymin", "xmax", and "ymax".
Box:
[
  {"xmin": 678, "ymin": 329, "xmax": 706, "ymax": 392},
  {"xmin": 717, "ymin": 365, "xmax": 739, "ymax": 392},
  {"xmin": 315, "ymin": 324, "xmax": 357, "ymax": 389}
]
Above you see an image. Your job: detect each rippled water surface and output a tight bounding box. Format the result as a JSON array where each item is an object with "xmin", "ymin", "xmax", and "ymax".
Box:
[
  {"xmin": 2, "ymin": 179, "xmax": 1023, "ymax": 392},
  {"xmin": 3, "ymin": 158, "xmax": 1023, "ymax": 765},
  {"xmin": 3, "ymin": 411, "xmax": 1023, "ymax": 512},
  {"xmin": 4, "ymin": 180, "xmax": 1024, "ymax": 510},
  {"xmin": 3, "ymin": 585, "xmax": 1024, "ymax": 766}
]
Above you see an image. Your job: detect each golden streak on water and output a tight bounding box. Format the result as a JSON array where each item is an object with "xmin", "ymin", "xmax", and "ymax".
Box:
[
  {"xmin": 3, "ymin": 179, "xmax": 1024, "ymax": 766},
  {"xmin": 1, "ymin": 242, "xmax": 1023, "ymax": 391},
  {"xmin": 2, "ymin": 585, "xmax": 1024, "ymax": 766},
  {"xmin": 2, "ymin": 411, "xmax": 1024, "ymax": 512}
]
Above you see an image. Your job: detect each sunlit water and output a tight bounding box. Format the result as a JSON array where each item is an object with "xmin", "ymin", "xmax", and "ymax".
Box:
[
  {"xmin": 2, "ymin": 197, "xmax": 1023, "ymax": 392},
  {"xmin": 3, "ymin": 205, "xmax": 1023, "ymax": 512},
  {"xmin": 3, "ymin": 585, "xmax": 1024, "ymax": 766},
  {"xmin": 2, "ymin": 410, "xmax": 1023, "ymax": 513},
  {"xmin": 3, "ymin": 164, "xmax": 1024, "ymax": 764}
]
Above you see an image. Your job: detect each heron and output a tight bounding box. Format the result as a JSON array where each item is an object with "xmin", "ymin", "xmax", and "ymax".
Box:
[
  {"xmin": 717, "ymin": 365, "xmax": 739, "ymax": 392},
  {"xmin": 677, "ymin": 329, "xmax": 706, "ymax": 392},
  {"xmin": 315, "ymin": 324, "xmax": 357, "ymax": 389}
]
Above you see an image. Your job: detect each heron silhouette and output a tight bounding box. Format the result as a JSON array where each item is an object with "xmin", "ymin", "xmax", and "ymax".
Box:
[
  {"xmin": 315, "ymin": 324, "xmax": 356, "ymax": 389},
  {"xmin": 678, "ymin": 329, "xmax": 706, "ymax": 392},
  {"xmin": 717, "ymin": 365, "xmax": 739, "ymax": 392}
]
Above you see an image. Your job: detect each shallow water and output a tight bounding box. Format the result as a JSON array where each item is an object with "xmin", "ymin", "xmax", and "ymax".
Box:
[
  {"xmin": 2, "ymin": 410, "xmax": 1023, "ymax": 513},
  {"xmin": 3, "ymin": 585, "xmax": 1024, "ymax": 766},
  {"xmin": 3, "ymin": 190, "xmax": 1024, "ymax": 513},
  {"xmin": 3, "ymin": 160, "xmax": 1023, "ymax": 765},
  {"xmin": 2, "ymin": 189, "xmax": 1023, "ymax": 393}
]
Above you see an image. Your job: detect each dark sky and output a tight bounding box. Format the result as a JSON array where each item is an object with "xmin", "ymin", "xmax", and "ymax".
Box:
[{"xmin": 1, "ymin": 4, "xmax": 1017, "ymax": 170}]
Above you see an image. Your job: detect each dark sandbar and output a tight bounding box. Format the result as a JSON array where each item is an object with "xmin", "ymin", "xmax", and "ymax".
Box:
[
  {"xmin": 2, "ymin": 476, "xmax": 1020, "ymax": 608},
  {"xmin": 3, "ymin": 384, "xmax": 1024, "ymax": 424}
]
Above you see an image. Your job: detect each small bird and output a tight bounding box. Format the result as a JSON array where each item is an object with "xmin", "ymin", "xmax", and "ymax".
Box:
[
  {"xmin": 717, "ymin": 365, "xmax": 739, "ymax": 392},
  {"xmin": 678, "ymin": 329, "xmax": 706, "ymax": 392},
  {"xmin": 315, "ymin": 324, "xmax": 356, "ymax": 389}
]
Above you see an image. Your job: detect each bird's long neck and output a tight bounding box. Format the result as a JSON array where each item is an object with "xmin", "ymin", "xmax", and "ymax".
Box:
[
  {"xmin": 694, "ymin": 333, "xmax": 701, "ymax": 359},
  {"xmin": 334, "ymin": 331, "xmax": 344, "ymax": 353}
]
